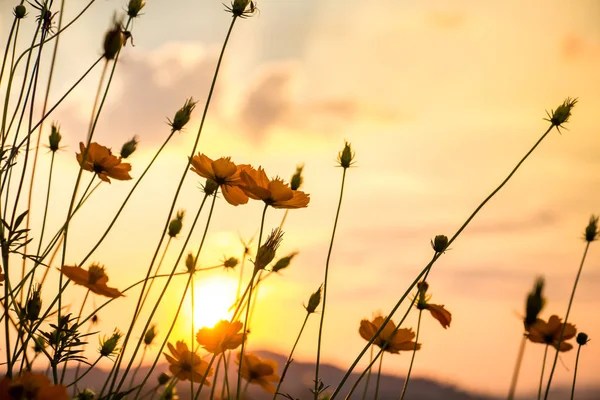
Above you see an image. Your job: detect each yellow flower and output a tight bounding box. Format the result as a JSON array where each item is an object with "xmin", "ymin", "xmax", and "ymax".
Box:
[
  {"xmin": 415, "ymin": 282, "xmax": 452, "ymax": 329},
  {"xmin": 236, "ymin": 353, "xmax": 280, "ymax": 394},
  {"xmin": 189, "ymin": 154, "xmax": 249, "ymax": 206},
  {"xmin": 240, "ymin": 166, "xmax": 310, "ymax": 209},
  {"xmin": 359, "ymin": 315, "xmax": 421, "ymax": 354},
  {"xmin": 163, "ymin": 341, "xmax": 213, "ymax": 384},
  {"xmin": 195, "ymin": 320, "xmax": 245, "ymax": 354},
  {"xmin": 76, "ymin": 142, "xmax": 132, "ymax": 183},
  {"xmin": 527, "ymin": 315, "xmax": 577, "ymax": 351},
  {"xmin": 0, "ymin": 372, "xmax": 68, "ymax": 400},
  {"xmin": 60, "ymin": 264, "xmax": 123, "ymax": 298}
]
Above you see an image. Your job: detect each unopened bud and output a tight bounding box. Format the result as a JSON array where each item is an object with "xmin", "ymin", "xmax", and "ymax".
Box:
[
  {"xmin": 223, "ymin": 257, "xmax": 238, "ymax": 269},
  {"xmin": 203, "ymin": 179, "xmax": 219, "ymax": 196},
  {"xmin": 26, "ymin": 285, "xmax": 42, "ymax": 322},
  {"xmin": 576, "ymin": 332, "xmax": 589, "ymax": 346},
  {"xmin": 48, "ymin": 123, "xmax": 62, "ymax": 152},
  {"xmin": 168, "ymin": 210, "xmax": 185, "ymax": 238},
  {"xmin": 337, "ymin": 141, "xmax": 355, "ymax": 169},
  {"xmin": 254, "ymin": 229, "xmax": 284, "ymax": 271},
  {"xmin": 305, "ymin": 285, "xmax": 322, "ymax": 314},
  {"xmin": 75, "ymin": 389, "xmax": 96, "ymax": 400},
  {"xmin": 120, "ymin": 136, "xmax": 138, "ymax": 159},
  {"xmin": 103, "ymin": 20, "xmax": 125, "ymax": 60},
  {"xmin": 100, "ymin": 330, "xmax": 123, "ymax": 357},
  {"xmin": 547, "ymin": 97, "xmax": 577, "ymax": 129},
  {"xmin": 185, "ymin": 252, "xmax": 196, "ymax": 273},
  {"xmin": 33, "ymin": 335, "xmax": 46, "ymax": 354},
  {"xmin": 584, "ymin": 215, "xmax": 599, "ymax": 242},
  {"xmin": 430, "ymin": 235, "xmax": 448, "ymax": 253},
  {"xmin": 14, "ymin": 5, "xmax": 27, "ymax": 19},
  {"xmin": 158, "ymin": 372, "xmax": 170, "ymax": 385},
  {"xmin": 168, "ymin": 97, "xmax": 197, "ymax": 132},
  {"xmin": 127, "ymin": 0, "xmax": 146, "ymax": 18},
  {"xmin": 524, "ymin": 277, "xmax": 545, "ymax": 330},
  {"xmin": 290, "ymin": 164, "xmax": 304, "ymax": 190},
  {"xmin": 272, "ymin": 252, "xmax": 298, "ymax": 273},
  {"xmin": 144, "ymin": 325, "xmax": 157, "ymax": 346}
]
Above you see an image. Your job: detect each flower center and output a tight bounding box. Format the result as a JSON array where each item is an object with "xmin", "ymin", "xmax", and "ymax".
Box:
[
  {"xmin": 93, "ymin": 162, "xmax": 105, "ymax": 174},
  {"xmin": 88, "ymin": 265, "xmax": 107, "ymax": 285}
]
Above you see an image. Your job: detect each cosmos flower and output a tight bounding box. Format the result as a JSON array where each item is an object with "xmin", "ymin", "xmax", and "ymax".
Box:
[
  {"xmin": 189, "ymin": 154, "xmax": 249, "ymax": 206},
  {"xmin": 195, "ymin": 320, "xmax": 245, "ymax": 354},
  {"xmin": 0, "ymin": 372, "xmax": 68, "ymax": 400},
  {"xmin": 527, "ymin": 315, "xmax": 577, "ymax": 351},
  {"xmin": 240, "ymin": 166, "xmax": 309, "ymax": 209},
  {"xmin": 76, "ymin": 142, "xmax": 132, "ymax": 183},
  {"xmin": 236, "ymin": 353, "xmax": 280, "ymax": 394},
  {"xmin": 359, "ymin": 315, "xmax": 421, "ymax": 354},
  {"xmin": 163, "ymin": 341, "xmax": 213, "ymax": 384},
  {"xmin": 60, "ymin": 264, "xmax": 123, "ymax": 298}
]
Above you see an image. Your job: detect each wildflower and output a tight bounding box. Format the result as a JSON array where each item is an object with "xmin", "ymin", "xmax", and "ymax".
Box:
[
  {"xmin": 48, "ymin": 123, "xmax": 62, "ymax": 152},
  {"xmin": 168, "ymin": 210, "xmax": 185, "ymax": 238},
  {"xmin": 144, "ymin": 325, "xmax": 158, "ymax": 346},
  {"xmin": 415, "ymin": 282, "xmax": 452, "ymax": 329},
  {"xmin": 304, "ymin": 285, "xmax": 323, "ymax": 314},
  {"xmin": 76, "ymin": 142, "xmax": 132, "ymax": 183},
  {"xmin": 163, "ymin": 341, "xmax": 213, "ymax": 384},
  {"xmin": 576, "ymin": 332, "xmax": 589, "ymax": 346},
  {"xmin": 60, "ymin": 264, "xmax": 124, "ymax": 298},
  {"xmin": 236, "ymin": 353, "xmax": 280, "ymax": 394},
  {"xmin": 0, "ymin": 372, "xmax": 68, "ymax": 400},
  {"xmin": 190, "ymin": 154, "xmax": 249, "ymax": 205},
  {"xmin": 14, "ymin": 5, "xmax": 27, "ymax": 19},
  {"xmin": 224, "ymin": 0, "xmax": 257, "ymax": 18},
  {"xmin": 527, "ymin": 315, "xmax": 577, "ymax": 351},
  {"xmin": 127, "ymin": 0, "xmax": 146, "ymax": 17},
  {"xmin": 103, "ymin": 18, "xmax": 125, "ymax": 60},
  {"xmin": 583, "ymin": 215, "xmax": 598, "ymax": 242},
  {"xmin": 99, "ymin": 329, "xmax": 123, "ymax": 358},
  {"xmin": 290, "ymin": 164, "xmax": 304, "ymax": 190},
  {"xmin": 196, "ymin": 320, "xmax": 245, "ymax": 354},
  {"xmin": 430, "ymin": 235, "xmax": 449, "ymax": 254},
  {"xmin": 271, "ymin": 252, "xmax": 298, "ymax": 273},
  {"xmin": 240, "ymin": 167, "xmax": 310, "ymax": 209},
  {"xmin": 120, "ymin": 136, "xmax": 138, "ymax": 159},
  {"xmin": 158, "ymin": 373, "xmax": 170, "ymax": 385},
  {"xmin": 168, "ymin": 97, "xmax": 197, "ymax": 132},
  {"xmin": 337, "ymin": 141, "xmax": 355, "ymax": 169},
  {"xmin": 359, "ymin": 315, "xmax": 421, "ymax": 353},
  {"xmin": 254, "ymin": 229, "xmax": 284, "ymax": 271},
  {"xmin": 524, "ymin": 277, "xmax": 545, "ymax": 330},
  {"xmin": 545, "ymin": 97, "xmax": 578, "ymax": 131}
]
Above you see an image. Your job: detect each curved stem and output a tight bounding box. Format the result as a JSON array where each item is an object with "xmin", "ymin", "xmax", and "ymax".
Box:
[
  {"xmin": 373, "ymin": 352, "xmax": 384, "ymax": 400},
  {"xmin": 273, "ymin": 312, "xmax": 310, "ymax": 399},
  {"xmin": 400, "ymin": 310, "xmax": 422, "ymax": 399},
  {"xmin": 360, "ymin": 346, "xmax": 374, "ymax": 400},
  {"xmin": 543, "ymin": 241, "xmax": 591, "ymax": 399}
]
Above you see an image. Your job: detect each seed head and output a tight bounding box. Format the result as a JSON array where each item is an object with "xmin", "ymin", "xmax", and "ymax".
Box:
[
  {"xmin": 290, "ymin": 164, "xmax": 304, "ymax": 191},
  {"xmin": 576, "ymin": 332, "xmax": 589, "ymax": 346},
  {"xmin": 305, "ymin": 284, "xmax": 322, "ymax": 314},
  {"xmin": 127, "ymin": 0, "xmax": 146, "ymax": 18},
  {"xmin": 583, "ymin": 215, "xmax": 598, "ymax": 243},
  {"xmin": 254, "ymin": 229, "xmax": 284, "ymax": 271},
  {"xmin": 272, "ymin": 252, "xmax": 298, "ymax": 273},
  {"xmin": 120, "ymin": 136, "xmax": 139, "ymax": 159},
  {"xmin": 337, "ymin": 141, "xmax": 355, "ymax": 169},
  {"xmin": 48, "ymin": 122, "xmax": 62, "ymax": 152},
  {"xmin": 545, "ymin": 97, "xmax": 578, "ymax": 131},
  {"xmin": 168, "ymin": 210, "xmax": 185, "ymax": 238},
  {"xmin": 99, "ymin": 329, "xmax": 123, "ymax": 357},
  {"xmin": 168, "ymin": 97, "xmax": 197, "ymax": 132},
  {"xmin": 430, "ymin": 235, "xmax": 449, "ymax": 253},
  {"xmin": 524, "ymin": 277, "xmax": 545, "ymax": 330},
  {"xmin": 14, "ymin": 5, "xmax": 27, "ymax": 19}
]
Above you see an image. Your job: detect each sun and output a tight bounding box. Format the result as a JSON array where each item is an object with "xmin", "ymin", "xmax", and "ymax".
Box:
[{"xmin": 189, "ymin": 275, "xmax": 238, "ymax": 329}]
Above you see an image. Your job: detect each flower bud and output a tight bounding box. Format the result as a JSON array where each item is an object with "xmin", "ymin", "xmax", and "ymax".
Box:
[
  {"xmin": 158, "ymin": 372, "xmax": 170, "ymax": 386},
  {"xmin": 48, "ymin": 122, "xmax": 62, "ymax": 152},
  {"xmin": 203, "ymin": 179, "xmax": 219, "ymax": 196},
  {"xmin": 100, "ymin": 330, "xmax": 123, "ymax": 357},
  {"xmin": 226, "ymin": 0, "xmax": 257, "ymax": 17},
  {"xmin": 584, "ymin": 215, "xmax": 598, "ymax": 243},
  {"xmin": 168, "ymin": 97, "xmax": 197, "ymax": 132},
  {"xmin": 254, "ymin": 229, "xmax": 284, "ymax": 271},
  {"xmin": 222, "ymin": 257, "xmax": 238, "ymax": 269},
  {"xmin": 103, "ymin": 20, "xmax": 125, "ymax": 60},
  {"xmin": 524, "ymin": 277, "xmax": 545, "ymax": 330},
  {"xmin": 430, "ymin": 235, "xmax": 448, "ymax": 253},
  {"xmin": 120, "ymin": 136, "xmax": 138, "ymax": 159},
  {"xmin": 32, "ymin": 335, "xmax": 46, "ymax": 354},
  {"xmin": 547, "ymin": 97, "xmax": 577, "ymax": 129},
  {"xmin": 337, "ymin": 141, "xmax": 355, "ymax": 169},
  {"xmin": 75, "ymin": 389, "xmax": 96, "ymax": 400},
  {"xmin": 144, "ymin": 325, "xmax": 158, "ymax": 346},
  {"xmin": 14, "ymin": 5, "xmax": 27, "ymax": 19},
  {"xmin": 290, "ymin": 164, "xmax": 304, "ymax": 191},
  {"xmin": 168, "ymin": 210, "xmax": 185, "ymax": 238},
  {"xmin": 185, "ymin": 252, "xmax": 196, "ymax": 273},
  {"xmin": 272, "ymin": 252, "xmax": 298, "ymax": 273},
  {"xmin": 127, "ymin": 0, "xmax": 146, "ymax": 18},
  {"xmin": 26, "ymin": 285, "xmax": 42, "ymax": 322},
  {"xmin": 91, "ymin": 314, "xmax": 99, "ymax": 325},
  {"xmin": 305, "ymin": 285, "xmax": 322, "ymax": 314},
  {"xmin": 576, "ymin": 332, "xmax": 589, "ymax": 346}
]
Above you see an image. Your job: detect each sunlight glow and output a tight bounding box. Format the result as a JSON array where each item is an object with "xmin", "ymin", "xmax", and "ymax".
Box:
[{"xmin": 190, "ymin": 275, "xmax": 238, "ymax": 329}]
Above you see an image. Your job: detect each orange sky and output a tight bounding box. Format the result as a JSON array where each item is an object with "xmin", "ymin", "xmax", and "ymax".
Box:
[{"xmin": 1, "ymin": 0, "xmax": 599, "ymax": 396}]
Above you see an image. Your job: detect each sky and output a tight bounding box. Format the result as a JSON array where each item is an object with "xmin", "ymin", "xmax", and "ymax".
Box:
[{"xmin": 1, "ymin": 0, "xmax": 600, "ymax": 397}]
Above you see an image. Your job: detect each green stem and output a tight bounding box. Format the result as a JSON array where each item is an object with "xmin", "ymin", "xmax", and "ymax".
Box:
[
  {"xmin": 273, "ymin": 312, "xmax": 311, "ymax": 399},
  {"xmin": 543, "ymin": 241, "xmax": 591, "ymax": 399},
  {"xmin": 315, "ymin": 167, "xmax": 348, "ymax": 399},
  {"xmin": 400, "ymin": 310, "xmax": 422, "ymax": 399},
  {"xmin": 507, "ymin": 333, "xmax": 528, "ymax": 400},
  {"xmin": 360, "ymin": 346, "xmax": 374, "ymax": 400},
  {"xmin": 570, "ymin": 345, "xmax": 582, "ymax": 400},
  {"xmin": 134, "ymin": 237, "xmax": 173, "ymax": 322},
  {"xmin": 538, "ymin": 345, "xmax": 549, "ymax": 400},
  {"xmin": 373, "ymin": 352, "xmax": 384, "ymax": 400},
  {"xmin": 329, "ymin": 123, "xmax": 556, "ymax": 399}
]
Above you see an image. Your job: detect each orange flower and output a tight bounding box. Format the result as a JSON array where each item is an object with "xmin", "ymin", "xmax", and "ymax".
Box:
[
  {"xmin": 60, "ymin": 264, "xmax": 123, "ymax": 298},
  {"xmin": 359, "ymin": 315, "xmax": 421, "ymax": 354},
  {"xmin": 189, "ymin": 154, "xmax": 249, "ymax": 206},
  {"xmin": 163, "ymin": 341, "xmax": 213, "ymax": 384},
  {"xmin": 527, "ymin": 315, "xmax": 577, "ymax": 351},
  {"xmin": 240, "ymin": 166, "xmax": 309, "ymax": 209},
  {"xmin": 196, "ymin": 320, "xmax": 245, "ymax": 354},
  {"xmin": 0, "ymin": 372, "xmax": 68, "ymax": 400},
  {"xmin": 76, "ymin": 142, "xmax": 132, "ymax": 183},
  {"xmin": 414, "ymin": 282, "xmax": 452, "ymax": 329},
  {"xmin": 236, "ymin": 353, "xmax": 280, "ymax": 394}
]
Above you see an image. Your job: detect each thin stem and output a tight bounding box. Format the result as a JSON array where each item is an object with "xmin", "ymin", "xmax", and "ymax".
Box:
[
  {"xmin": 236, "ymin": 203, "xmax": 269, "ymax": 400},
  {"xmin": 400, "ymin": 310, "xmax": 422, "ymax": 399},
  {"xmin": 223, "ymin": 350, "xmax": 231, "ymax": 400},
  {"xmin": 191, "ymin": 276, "xmax": 196, "ymax": 400},
  {"xmin": 315, "ymin": 167, "xmax": 348, "ymax": 398},
  {"xmin": 330, "ymin": 124, "xmax": 556, "ymax": 399},
  {"xmin": 543, "ymin": 241, "xmax": 591, "ymax": 399},
  {"xmin": 374, "ymin": 352, "xmax": 384, "ymax": 400},
  {"xmin": 507, "ymin": 333, "xmax": 528, "ymax": 400},
  {"xmin": 129, "ymin": 345, "xmax": 148, "ymax": 390},
  {"xmin": 209, "ymin": 355, "xmax": 223, "ymax": 400},
  {"xmin": 570, "ymin": 345, "xmax": 582, "ymax": 400},
  {"xmin": 273, "ymin": 312, "xmax": 311, "ymax": 399},
  {"xmin": 538, "ymin": 345, "xmax": 549, "ymax": 400},
  {"xmin": 67, "ymin": 355, "xmax": 102, "ymax": 388},
  {"xmin": 135, "ymin": 237, "xmax": 172, "ymax": 321},
  {"xmin": 361, "ymin": 346, "xmax": 374, "ymax": 400}
]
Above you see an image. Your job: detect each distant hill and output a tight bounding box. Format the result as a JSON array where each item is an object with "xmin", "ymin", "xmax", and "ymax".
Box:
[{"xmin": 62, "ymin": 350, "xmax": 600, "ymax": 399}]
